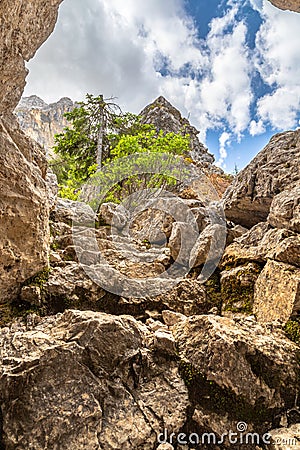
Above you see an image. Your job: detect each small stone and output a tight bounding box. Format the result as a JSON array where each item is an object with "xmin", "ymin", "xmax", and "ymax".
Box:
[
  {"xmin": 162, "ymin": 310, "xmax": 187, "ymax": 326},
  {"xmin": 20, "ymin": 285, "xmax": 41, "ymax": 306},
  {"xmin": 154, "ymin": 329, "xmax": 177, "ymax": 355}
]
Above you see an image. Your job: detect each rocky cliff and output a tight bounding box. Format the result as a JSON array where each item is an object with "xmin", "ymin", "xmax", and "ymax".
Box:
[
  {"xmin": 269, "ymin": 0, "xmax": 300, "ymax": 11},
  {"xmin": 140, "ymin": 96, "xmax": 215, "ymax": 167},
  {"xmin": 15, "ymin": 95, "xmax": 74, "ymax": 154},
  {"xmin": 0, "ymin": 0, "xmax": 63, "ymax": 305},
  {"xmin": 223, "ymin": 129, "xmax": 300, "ymax": 228}
]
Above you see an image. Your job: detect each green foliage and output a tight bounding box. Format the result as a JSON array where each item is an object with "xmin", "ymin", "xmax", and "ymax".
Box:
[
  {"xmin": 109, "ymin": 129, "xmax": 190, "ymax": 159},
  {"xmin": 52, "ymin": 93, "xmax": 192, "ymax": 201},
  {"xmin": 87, "ymin": 150, "xmax": 192, "ymax": 208},
  {"xmin": 284, "ymin": 319, "xmax": 300, "ymax": 344},
  {"xmin": 23, "ymin": 268, "xmax": 50, "ymax": 289},
  {"xmin": 51, "ymin": 94, "xmax": 120, "ymax": 199}
]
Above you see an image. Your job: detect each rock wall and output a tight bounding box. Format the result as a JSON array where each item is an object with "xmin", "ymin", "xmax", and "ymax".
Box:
[
  {"xmin": 269, "ymin": 0, "xmax": 300, "ymax": 12},
  {"xmin": 15, "ymin": 96, "xmax": 74, "ymax": 155},
  {"xmin": 222, "ymin": 130, "xmax": 300, "ymax": 228},
  {"xmin": 0, "ymin": 0, "xmax": 63, "ymax": 303}
]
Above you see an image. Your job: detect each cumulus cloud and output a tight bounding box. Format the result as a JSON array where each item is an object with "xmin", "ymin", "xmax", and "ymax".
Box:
[
  {"xmin": 23, "ymin": 0, "xmax": 300, "ymax": 168},
  {"xmin": 249, "ymin": 119, "xmax": 265, "ymax": 136},
  {"xmin": 24, "ymin": 0, "xmax": 252, "ymax": 135},
  {"xmin": 216, "ymin": 131, "xmax": 231, "ymax": 168},
  {"xmin": 253, "ymin": 0, "xmax": 300, "ymax": 130}
]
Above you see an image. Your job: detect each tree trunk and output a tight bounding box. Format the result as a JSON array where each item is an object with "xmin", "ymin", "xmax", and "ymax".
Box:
[{"xmin": 96, "ymin": 95, "xmax": 104, "ymax": 170}]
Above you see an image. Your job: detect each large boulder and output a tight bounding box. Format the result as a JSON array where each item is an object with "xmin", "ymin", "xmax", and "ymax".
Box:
[
  {"xmin": 0, "ymin": 310, "xmax": 189, "ymax": 449},
  {"xmin": 220, "ymin": 263, "xmax": 262, "ymax": 314},
  {"xmin": 173, "ymin": 314, "xmax": 300, "ymax": 434},
  {"xmin": 254, "ymin": 260, "xmax": 300, "ymax": 324},
  {"xmin": 221, "ymin": 222, "xmax": 296, "ymax": 267},
  {"xmin": 0, "ymin": 0, "xmax": 63, "ymax": 303},
  {"xmin": 268, "ymin": 184, "xmax": 300, "ymax": 233},
  {"xmin": 223, "ymin": 130, "xmax": 300, "ymax": 228}
]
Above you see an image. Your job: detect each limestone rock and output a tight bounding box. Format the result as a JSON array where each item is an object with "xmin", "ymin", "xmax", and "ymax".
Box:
[
  {"xmin": 127, "ymin": 207, "xmax": 174, "ymax": 245},
  {"xmin": 0, "ymin": 0, "xmax": 63, "ymax": 302},
  {"xmin": 268, "ymin": 184, "xmax": 300, "ymax": 232},
  {"xmin": 254, "ymin": 260, "xmax": 300, "ymax": 324},
  {"xmin": 173, "ymin": 314, "xmax": 300, "ymax": 430},
  {"xmin": 162, "ymin": 310, "xmax": 187, "ymax": 326},
  {"xmin": 140, "ymin": 96, "xmax": 215, "ymax": 165},
  {"xmin": 0, "ymin": 118, "xmax": 50, "ymax": 302},
  {"xmin": 15, "ymin": 96, "xmax": 74, "ymax": 155},
  {"xmin": 226, "ymin": 224, "xmax": 248, "ymax": 245},
  {"xmin": 190, "ymin": 224, "xmax": 226, "ymax": 268},
  {"xmin": 220, "ymin": 263, "xmax": 262, "ymax": 314},
  {"xmin": 98, "ymin": 202, "xmax": 129, "ymax": 230},
  {"xmin": 168, "ymin": 221, "xmax": 198, "ymax": 264},
  {"xmin": 221, "ymin": 222, "xmax": 294, "ymax": 267},
  {"xmin": 0, "ymin": 0, "xmax": 63, "ymax": 115},
  {"xmin": 267, "ymin": 235, "xmax": 300, "ymax": 267},
  {"xmin": 46, "ymin": 168, "xmax": 58, "ymax": 210},
  {"xmin": 0, "ymin": 309, "xmax": 189, "ymax": 449},
  {"xmin": 268, "ymin": 0, "xmax": 300, "ymax": 12},
  {"xmin": 223, "ymin": 130, "xmax": 300, "ymax": 228}
]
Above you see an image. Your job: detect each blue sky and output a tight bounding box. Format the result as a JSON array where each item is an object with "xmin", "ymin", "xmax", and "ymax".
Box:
[{"xmin": 24, "ymin": 0, "xmax": 300, "ymax": 173}]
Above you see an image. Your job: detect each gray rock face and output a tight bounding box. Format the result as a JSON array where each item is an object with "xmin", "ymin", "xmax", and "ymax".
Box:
[
  {"xmin": 0, "ymin": 310, "xmax": 189, "ymax": 450},
  {"xmin": 0, "ymin": 118, "xmax": 50, "ymax": 303},
  {"xmin": 0, "ymin": 0, "xmax": 63, "ymax": 115},
  {"xmin": 1, "ymin": 309, "xmax": 299, "ymax": 449},
  {"xmin": 15, "ymin": 96, "xmax": 74, "ymax": 155},
  {"xmin": 140, "ymin": 96, "xmax": 215, "ymax": 166},
  {"xmin": 223, "ymin": 130, "xmax": 300, "ymax": 228},
  {"xmin": 0, "ymin": 0, "xmax": 63, "ymax": 303},
  {"xmin": 254, "ymin": 260, "xmax": 300, "ymax": 324},
  {"xmin": 268, "ymin": 184, "xmax": 300, "ymax": 233}
]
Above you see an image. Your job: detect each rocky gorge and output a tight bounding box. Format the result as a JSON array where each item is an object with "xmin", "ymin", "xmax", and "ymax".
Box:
[{"xmin": 0, "ymin": 0, "xmax": 300, "ymax": 449}]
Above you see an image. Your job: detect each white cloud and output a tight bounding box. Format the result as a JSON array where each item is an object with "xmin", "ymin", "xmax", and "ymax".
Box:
[
  {"xmin": 24, "ymin": 0, "xmax": 252, "ymax": 138},
  {"xmin": 23, "ymin": 0, "xmax": 300, "ymax": 169},
  {"xmin": 253, "ymin": 0, "xmax": 300, "ymax": 130},
  {"xmin": 249, "ymin": 119, "xmax": 265, "ymax": 135},
  {"xmin": 216, "ymin": 131, "xmax": 231, "ymax": 168}
]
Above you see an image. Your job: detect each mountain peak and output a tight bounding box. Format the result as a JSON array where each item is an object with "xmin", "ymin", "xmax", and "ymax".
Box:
[{"xmin": 140, "ymin": 96, "xmax": 215, "ymax": 167}]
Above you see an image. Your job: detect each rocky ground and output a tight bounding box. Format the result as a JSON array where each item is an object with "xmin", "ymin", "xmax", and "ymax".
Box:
[
  {"xmin": 0, "ymin": 0, "xmax": 300, "ymax": 449},
  {"xmin": 0, "ymin": 127, "xmax": 299, "ymax": 449}
]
